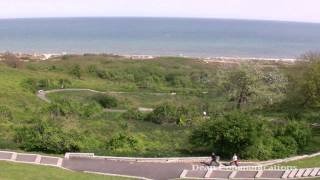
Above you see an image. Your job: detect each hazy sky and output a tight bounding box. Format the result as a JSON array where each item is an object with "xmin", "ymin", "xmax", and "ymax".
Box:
[{"xmin": 1, "ymin": 0, "xmax": 320, "ymax": 23}]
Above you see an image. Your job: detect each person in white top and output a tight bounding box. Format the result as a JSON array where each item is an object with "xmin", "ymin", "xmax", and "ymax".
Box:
[{"xmin": 230, "ymin": 153, "xmax": 239, "ymax": 166}]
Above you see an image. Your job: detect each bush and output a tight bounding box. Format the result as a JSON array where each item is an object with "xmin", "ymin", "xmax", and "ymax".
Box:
[
  {"xmin": 69, "ymin": 64, "xmax": 81, "ymax": 79},
  {"xmin": 43, "ymin": 99, "xmax": 102, "ymax": 118},
  {"xmin": 190, "ymin": 111, "xmax": 311, "ymax": 159},
  {"xmin": 106, "ymin": 133, "xmax": 140, "ymax": 151},
  {"xmin": 145, "ymin": 104, "xmax": 200, "ymax": 125},
  {"xmin": 122, "ymin": 109, "xmax": 144, "ymax": 121},
  {"xmin": 145, "ymin": 104, "xmax": 178, "ymax": 124},
  {"xmin": 275, "ymin": 120, "xmax": 312, "ymax": 151},
  {"xmin": 190, "ymin": 111, "xmax": 267, "ymax": 158},
  {"xmin": 15, "ymin": 119, "xmax": 82, "ymax": 153},
  {"xmin": 271, "ymin": 137, "xmax": 298, "ymax": 158},
  {"xmin": 91, "ymin": 94, "xmax": 118, "ymax": 108}
]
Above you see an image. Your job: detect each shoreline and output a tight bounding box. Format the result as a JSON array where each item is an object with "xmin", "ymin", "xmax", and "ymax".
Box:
[{"xmin": 0, "ymin": 51, "xmax": 297, "ymax": 62}]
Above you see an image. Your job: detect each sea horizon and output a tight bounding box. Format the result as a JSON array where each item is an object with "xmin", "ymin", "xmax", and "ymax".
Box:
[{"xmin": 0, "ymin": 17, "xmax": 319, "ymax": 58}]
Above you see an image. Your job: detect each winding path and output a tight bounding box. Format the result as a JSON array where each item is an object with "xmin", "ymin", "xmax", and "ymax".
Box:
[{"xmin": 36, "ymin": 89, "xmax": 156, "ymax": 112}]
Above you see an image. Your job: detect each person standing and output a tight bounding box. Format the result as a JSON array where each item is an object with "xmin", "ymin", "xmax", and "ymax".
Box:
[{"xmin": 230, "ymin": 153, "xmax": 239, "ymax": 166}]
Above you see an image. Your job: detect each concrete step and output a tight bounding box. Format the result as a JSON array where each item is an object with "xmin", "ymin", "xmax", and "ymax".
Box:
[
  {"xmin": 234, "ymin": 171, "xmax": 258, "ymax": 179},
  {"xmin": 282, "ymin": 170, "xmax": 291, "ymax": 178},
  {"xmin": 260, "ymin": 171, "xmax": 285, "ymax": 179},
  {"xmin": 288, "ymin": 169, "xmax": 298, "ymax": 178},
  {"xmin": 0, "ymin": 151, "xmax": 14, "ymax": 160},
  {"xmin": 295, "ymin": 169, "xmax": 305, "ymax": 177},
  {"xmin": 15, "ymin": 154, "xmax": 37, "ymax": 163},
  {"xmin": 40, "ymin": 156, "xmax": 60, "ymax": 166},
  {"xmin": 302, "ymin": 168, "xmax": 313, "ymax": 177},
  {"xmin": 209, "ymin": 170, "xmax": 232, "ymax": 179},
  {"xmin": 310, "ymin": 168, "xmax": 320, "ymax": 177},
  {"xmin": 184, "ymin": 169, "xmax": 207, "ymax": 178}
]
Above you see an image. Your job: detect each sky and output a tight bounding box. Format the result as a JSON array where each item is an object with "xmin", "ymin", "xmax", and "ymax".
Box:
[{"xmin": 0, "ymin": 0, "xmax": 320, "ymax": 23}]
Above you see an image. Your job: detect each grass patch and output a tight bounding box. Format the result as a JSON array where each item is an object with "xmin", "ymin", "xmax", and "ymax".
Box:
[
  {"xmin": 278, "ymin": 155, "xmax": 320, "ymax": 168},
  {"xmin": 0, "ymin": 161, "xmax": 132, "ymax": 180}
]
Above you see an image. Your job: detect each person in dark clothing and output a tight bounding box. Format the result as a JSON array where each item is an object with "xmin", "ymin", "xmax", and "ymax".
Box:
[{"xmin": 209, "ymin": 152, "xmax": 220, "ymax": 166}]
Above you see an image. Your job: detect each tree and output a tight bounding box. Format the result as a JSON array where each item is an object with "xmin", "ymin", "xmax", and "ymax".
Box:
[
  {"xmin": 1, "ymin": 52, "xmax": 22, "ymax": 68},
  {"xmin": 190, "ymin": 111, "xmax": 267, "ymax": 158},
  {"xmin": 224, "ymin": 68, "xmax": 256, "ymax": 109},
  {"xmin": 286, "ymin": 53, "xmax": 320, "ymax": 107}
]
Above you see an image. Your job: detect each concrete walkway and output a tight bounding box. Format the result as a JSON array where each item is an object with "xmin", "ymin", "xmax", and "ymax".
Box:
[{"xmin": 1, "ymin": 151, "xmax": 320, "ymax": 180}]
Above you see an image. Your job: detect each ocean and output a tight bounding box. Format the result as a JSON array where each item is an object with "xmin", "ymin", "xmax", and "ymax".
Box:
[{"xmin": 0, "ymin": 17, "xmax": 319, "ymax": 58}]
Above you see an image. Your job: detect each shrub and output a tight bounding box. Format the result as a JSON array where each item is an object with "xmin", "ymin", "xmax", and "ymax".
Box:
[
  {"xmin": 284, "ymin": 120, "xmax": 311, "ymax": 151},
  {"xmin": 43, "ymin": 99, "xmax": 102, "ymax": 118},
  {"xmin": 122, "ymin": 109, "xmax": 144, "ymax": 121},
  {"xmin": 69, "ymin": 64, "xmax": 81, "ymax": 79},
  {"xmin": 271, "ymin": 137, "xmax": 298, "ymax": 158},
  {"xmin": 15, "ymin": 119, "xmax": 82, "ymax": 153},
  {"xmin": 91, "ymin": 94, "xmax": 118, "ymax": 108},
  {"xmin": 190, "ymin": 111, "xmax": 267, "ymax": 158},
  {"xmin": 145, "ymin": 104, "xmax": 178, "ymax": 124},
  {"xmin": 106, "ymin": 133, "xmax": 140, "ymax": 151}
]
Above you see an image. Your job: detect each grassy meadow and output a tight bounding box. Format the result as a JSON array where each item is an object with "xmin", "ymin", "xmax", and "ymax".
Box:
[{"xmin": 0, "ymin": 53, "xmax": 319, "ymax": 159}]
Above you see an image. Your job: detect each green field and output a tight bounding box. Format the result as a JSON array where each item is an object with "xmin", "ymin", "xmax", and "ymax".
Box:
[
  {"xmin": 0, "ymin": 161, "xmax": 131, "ymax": 180},
  {"xmin": 0, "ymin": 54, "xmax": 319, "ymax": 159}
]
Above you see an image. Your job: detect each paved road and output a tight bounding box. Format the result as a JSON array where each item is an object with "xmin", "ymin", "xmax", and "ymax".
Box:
[
  {"xmin": 1, "ymin": 151, "xmax": 320, "ymax": 180},
  {"xmin": 62, "ymin": 157, "xmax": 259, "ymax": 180},
  {"xmin": 63, "ymin": 158, "xmax": 192, "ymax": 180}
]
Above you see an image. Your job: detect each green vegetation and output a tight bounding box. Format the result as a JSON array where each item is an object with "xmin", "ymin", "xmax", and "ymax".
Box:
[
  {"xmin": 279, "ymin": 155, "xmax": 320, "ymax": 168},
  {"xmin": 0, "ymin": 161, "xmax": 131, "ymax": 180},
  {"xmin": 0, "ymin": 53, "xmax": 319, "ymax": 159}
]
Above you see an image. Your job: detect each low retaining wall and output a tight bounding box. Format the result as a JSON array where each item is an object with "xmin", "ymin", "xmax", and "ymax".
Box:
[
  {"xmin": 65, "ymin": 152, "xmax": 210, "ymax": 163},
  {"xmin": 65, "ymin": 151, "xmax": 320, "ymax": 165}
]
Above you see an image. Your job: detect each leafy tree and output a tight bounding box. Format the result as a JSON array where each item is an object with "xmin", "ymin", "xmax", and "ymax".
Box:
[
  {"xmin": 190, "ymin": 111, "xmax": 267, "ymax": 158},
  {"xmin": 286, "ymin": 53, "xmax": 320, "ymax": 107},
  {"xmin": 224, "ymin": 69, "xmax": 256, "ymax": 109}
]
